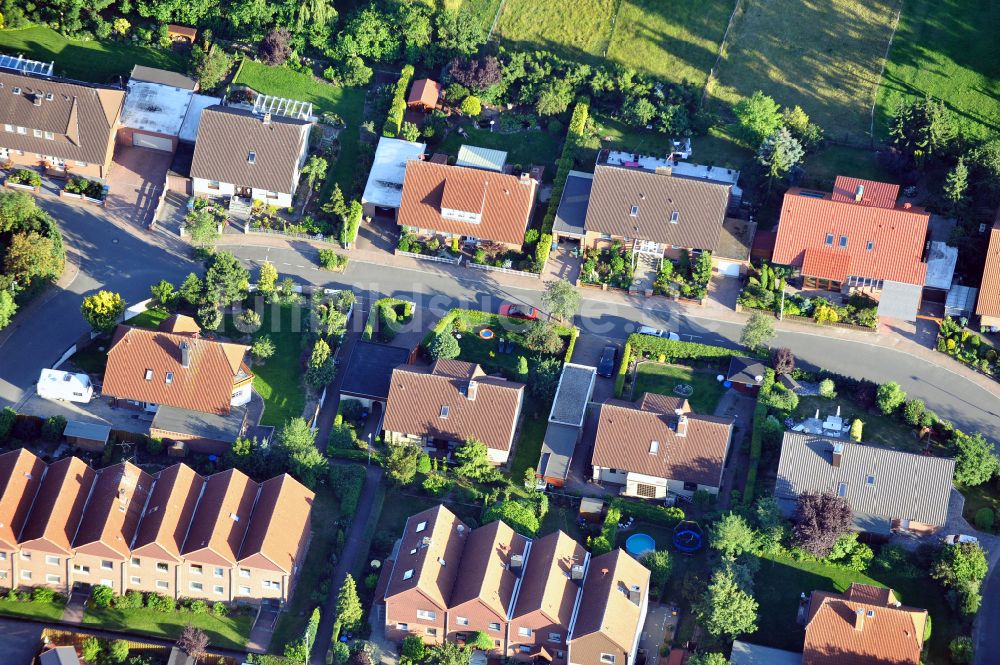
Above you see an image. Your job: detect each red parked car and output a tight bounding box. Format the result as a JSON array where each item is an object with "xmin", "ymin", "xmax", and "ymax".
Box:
[{"xmin": 499, "ymin": 303, "xmax": 539, "ymax": 320}]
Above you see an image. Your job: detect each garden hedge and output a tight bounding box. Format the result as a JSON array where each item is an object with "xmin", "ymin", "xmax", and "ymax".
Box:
[
  {"xmin": 341, "ymin": 200, "xmax": 362, "ymax": 246},
  {"xmin": 626, "ymin": 333, "xmax": 758, "ymax": 363},
  {"xmin": 610, "ymin": 497, "xmax": 684, "ymax": 526},
  {"xmin": 591, "ymin": 505, "xmax": 621, "ymax": 555},
  {"xmin": 535, "ymin": 99, "xmax": 589, "ymax": 268},
  {"xmin": 563, "ymin": 326, "xmax": 579, "ymax": 363},
  {"xmin": 382, "ymin": 64, "xmax": 414, "ymax": 138},
  {"xmin": 614, "ymin": 341, "xmax": 633, "ymax": 397},
  {"xmin": 363, "ymin": 297, "xmax": 414, "ymax": 342},
  {"xmin": 743, "ymin": 369, "xmax": 775, "ymax": 506}
]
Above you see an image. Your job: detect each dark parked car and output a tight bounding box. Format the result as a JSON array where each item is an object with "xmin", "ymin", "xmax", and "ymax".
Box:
[
  {"xmin": 499, "ymin": 303, "xmax": 539, "ymax": 320},
  {"xmin": 597, "ymin": 345, "xmax": 617, "ymax": 377}
]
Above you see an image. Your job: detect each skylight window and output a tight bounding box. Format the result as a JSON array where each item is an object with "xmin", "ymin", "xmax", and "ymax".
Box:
[
  {"xmin": 248, "ymin": 151, "xmax": 256, "ymax": 164},
  {"xmin": 440, "ymin": 405, "xmax": 449, "ymax": 419},
  {"xmin": 839, "ymin": 235, "xmax": 848, "ymax": 248},
  {"xmin": 630, "ymin": 205, "xmax": 639, "ymax": 217},
  {"xmin": 837, "ymin": 482, "xmax": 848, "ymax": 497},
  {"xmin": 866, "ymin": 475, "xmax": 875, "ymax": 486},
  {"xmin": 866, "ymin": 241, "xmax": 874, "ymax": 251},
  {"xmin": 649, "ymin": 440, "xmax": 659, "ymax": 454},
  {"xmin": 165, "ymin": 372, "xmax": 173, "ymax": 384},
  {"xmin": 415, "ymin": 521, "xmax": 427, "ymax": 533},
  {"xmin": 403, "ymin": 569, "xmax": 414, "ymax": 580},
  {"xmin": 825, "ymin": 233, "xmax": 834, "ymax": 246},
  {"xmin": 670, "ymin": 211, "xmax": 679, "ymax": 224}
]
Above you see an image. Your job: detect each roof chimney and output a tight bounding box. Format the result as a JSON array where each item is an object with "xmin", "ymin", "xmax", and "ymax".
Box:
[
  {"xmin": 902, "ymin": 202, "xmax": 912, "ymax": 209},
  {"xmin": 263, "ymin": 112, "xmax": 272, "ymax": 125},
  {"xmin": 510, "ymin": 553, "xmax": 524, "ymax": 576},
  {"xmin": 571, "ymin": 564, "xmax": 585, "ymax": 581},
  {"xmin": 854, "ymin": 607, "xmax": 865, "ymax": 631},
  {"xmin": 673, "ymin": 408, "xmax": 688, "ymax": 438},
  {"xmin": 628, "ymin": 585, "xmax": 642, "ymax": 606},
  {"xmin": 854, "ymin": 184, "xmax": 864, "ymax": 203},
  {"xmin": 466, "ymin": 380, "xmax": 478, "ymax": 401},
  {"xmin": 180, "ymin": 341, "xmax": 191, "ymax": 369},
  {"xmin": 32, "ymin": 94, "xmax": 42, "ymax": 107},
  {"xmin": 831, "ymin": 442, "xmax": 844, "ymax": 468}
]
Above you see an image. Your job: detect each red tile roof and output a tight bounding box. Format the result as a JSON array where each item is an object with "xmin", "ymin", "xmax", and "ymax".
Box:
[
  {"xmin": 408, "ymin": 79, "xmax": 442, "ymax": 107},
  {"xmin": 19, "ymin": 457, "xmax": 95, "ymax": 554},
  {"xmin": 73, "ymin": 462, "xmax": 154, "ymax": 559},
  {"xmin": 801, "ymin": 247, "xmax": 852, "ymax": 282},
  {"xmin": 131, "ymin": 463, "xmax": 204, "ymax": 561},
  {"xmin": 830, "ymin": 176, "xmax": 900, "ymax": 209},
  {"xmin": 0, "ymin": 449, "xmax": 46, "ymax": 550},
  {"xmin": 803, "ymin": 584, "xmax": 926, "ymax": 665},
  {"xmin": 103, "ymin": 325, "xmax": 251, "ymax": 415},
  {"xmin": 571, "ymin": 549, "xmax": 650, "ymax": 653},
  {"xmin": 450, "ymin": 519, "xmax": 526, "ymax": 618},
  {"xmin": 384, "ymin": 504, "xmax": 468, "ymax": 608},
  {"xmin": 591, "ymin": 396, "xmax": 734, "ymax": 488},
  {"xmin": 384, "ymin": 360, "xmax": 525, "ymax": 453},
  {"xmin": 238, "ymin": 474, "xmax": 315, "ymax": 574},
  {"xmin": 773, "ymin": 178, "xmax": 931, "ymax": 286},
  {"xmin": 397, "ymin": 160, "xmax": 537, "ymax": 245},
  {"xmin": 181, "ymin": 468, "xmax": 258, "ymax": 566},
  {"xmin": 976, "ymin": 216, "xmax": 1000, "ymax": 319}
]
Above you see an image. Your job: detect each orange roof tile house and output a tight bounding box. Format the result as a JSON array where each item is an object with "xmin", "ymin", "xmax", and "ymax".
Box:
[
  {"xmin": 772, "ymin": 176, "xmax": 931, "ymax": 322},
  {"xmin": 975, "ymin": 213, "xmax": 1000, "ymax": 329}
]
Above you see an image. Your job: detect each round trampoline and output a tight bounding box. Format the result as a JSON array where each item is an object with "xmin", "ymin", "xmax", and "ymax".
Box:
[
  {"xmin": 672, "ymin": 520, "xmax": 704, "ymax": 554},
  {"xmin": 479, "ymin": 328, "xmax": 495, "ymax": 339},
  {"xmin": 625, "ymin": 533, "xmax": 656, "ymax": 558}
]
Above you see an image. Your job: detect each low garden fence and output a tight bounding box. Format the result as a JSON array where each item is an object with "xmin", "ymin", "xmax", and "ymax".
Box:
[
  {"xmin": 58, "ymin": 190, "xmax": 106, "ymax": 207},
  {"xmin": 468, "ymin": 262, "xmax": 539, "ymax": 278},
  {"xmin": 245, "ymin": 226, "xmax": 338, "ymax": 244},
  {"xmin": 395, "ymin": 249, "xmax": 462, "ymax": 265}
]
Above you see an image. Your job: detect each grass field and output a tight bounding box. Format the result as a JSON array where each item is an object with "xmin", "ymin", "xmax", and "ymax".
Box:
[
  {"xmin": 0, "ymin": 26, "xmax": 186, "ymax": 84},
  {"xmin": 606, "ymin": 0, "xmax": 732, "ymax": 85},
  {"xmin": 712, "ymin": 0, "xmax": 900, "ymax": 141},
  {"xmin": 438, "ymin": 126, "xmax": 563, "ymax": 175},
  {"xmin": 792, "ymin": 395, "xmax": 920, "ymax": 453},
  {"xmin": 495, "ymin": 0, "xmax": 617, "ymax": 60},
  {"xmin": 510, "ymin": 415, "xmax": 546, "ymax": 483},
  {"xmin": 233, "ymin": 60, "xmax": 366, "ymax": 196},
  {"xmin": 127, "ymin": 308, "xmax": 170, "ymax": 330},
  {"xmin": 83, "ymin": 606, "xmax": 253, "ymax": 650},
  {"xmin": 0, "ymin": 597, "xmax": 66, "ymax": 621},
  {"xmin": 632, "ymin": 363, "xmax": 725, "ymax": 414},
  {"xmin": 875, "ymin": 0, "xmax": 1000, "ymax": 140}
]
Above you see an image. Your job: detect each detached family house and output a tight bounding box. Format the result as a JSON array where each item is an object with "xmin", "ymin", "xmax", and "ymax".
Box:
[
  {"xmin": 975, "ymin": 214, "xmax": 1000, "ymax": 329},
  {"xmin": 581, "ymin": 163, "xmax": 731, "ymax": 259},
  {"xmin": 0, "ymin": 449, "xmax": 314, "ymax": 605},
  {"xmin": 397, "ymin": 159, "xmax": 538, "ymax": 249},
  {"xmin": 803, "ymin": 584, "xmax": 927, "ymax": 665},
  {"xmin": 590, "ymin": 393, "xmax": 734, "ymax": 499},
  {"xmin": 101, "ymin": 316, "xmax": 254, "ymax": 454},
  {"xmin": 775, "ymin": 432, "xmax": 955, "ymax": 535},
  {"xmin": 0, "ymin": 57, "xmax": 124, "ymax": 179},
  {"xmin": 772, "ymin": 177, "xmax": 931, "ymax": 322},
  {"xmin": 379, "ymin": 504, "xmax": 649, "ymax": 665},
  {"xmin": 383, "ymin": 359, "xmax": 525, "ymax": 464},
  {"xmin": 190, "ymin": 106, "xmax": 311, "ymax": 208}
]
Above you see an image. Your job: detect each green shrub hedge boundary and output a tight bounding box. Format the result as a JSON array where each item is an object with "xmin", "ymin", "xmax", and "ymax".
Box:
[
  {"xmin": 616, "ymin": 334, "xmax": 760, "ymax": 397},
  {"xmin": 422, "ymin": 308, "xmax": 574, "ymax": 349},
  {"xmin": 363, "ymin": 297, "xmax": 415, "ymax": 342},
  {"xmin": 591, "ymin": 505, "xmax": 621, "ymax": 555},
  {"xmin": 536, "ymin": 99, "xmax": 589, "ymax": 268},
  {"xmin": 743, "ymin": 369, "xmax": 775, "ymax": 506},
  {"xmin": 610, "ymin": 497, "xmax": 684, "ymax": 526},
  {"xmin": 614, "ymin": 341, "xmax": 633, "ymax": 397},
  {"xmin": 563, "ymin": 326, "xmax": 579, "ymax": 363},
  {"xmin": 382, "ymin": 64, "xmax": 414, "ymax": 138}
]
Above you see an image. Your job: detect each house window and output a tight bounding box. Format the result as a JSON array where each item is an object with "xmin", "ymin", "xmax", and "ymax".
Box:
[
  {"xmin": 866, "ymin": 241, "xmax": 874, "ymax": 251},
  {"xmin": 131, "ymin": 576, "xmax": 141, "ymax": 585},
  {"xmin": 16, "ymin": 126, "xmax": 26, "ymax": 134},
  {"xmin": 131, "ymin": 557, "xmax": 141, "ymax": 566},
  {"xmin": 600, "ymin": 233, "xmax": 612, "ymax": 240},
  {"xmin": 0, "ymin": 572, "xmax": 7, "ymax": 579},
  {"xmin": 248, "ymin": 151, "xmax": 257, "ymax": 164},
  {"xmin": 488, "ymin": 623, "xmax": 501, "ymax": 632},
  {"xmin": 156, "ymin": 580, "xmax": 169, "ymax": 590},
  {"xmin": 456, "ymin": 617, "xmax": 469, "ymax": 626},
  {"xmin": 396, "ymin": 623, "xmax": 409, "ymax": 631},
  {"xmin": 239, "ymin": 586, "xmax": 251, "ymax": 595},
  {"xmin": 837, "ymin": 482, "xmax": 848, "ymax": 497},
  {"xmin": 683, "ymin": 481, "xmax": 697, "ymax": 492},
  {"xmin": 45, "ymin": 555, "xmax": 59, "ymax": 566},
  {"xmin": 825, "ymin": 233, "xmax": 834, "ymax": 246},
  {"xmin": 519, "ymin": 627, "xmax": 532, "ymax": 637},
  {"xmin": 601, "ymin": 655, "xmax": 615, "ymax": 664},
  {"xmin": 20, "ymin": 552, "xmax": 30, "ymax": 560},
  {"xmin": 416, "ymin": 609, "xmax": 436, "ymax": 620},
  {"xmin": 416, "ymin": 521, "xmax": 427, "ymax": 533},
  {"xmin": 99, "ymin": 580, "xmax": 113, "ymax": 588},
  {"xmin": 403, "ymin": 569, "xmax": 414, "ymax": 580},
  {"xmin": 839, "ymin": 235, "xmax": 848, "ymax": 248},
  {"xmin": 649, "ymin": 440, "xmax": 659, "ymax": 454},
  {"xmin": 0, "ymin": 552, "xmax": 5, "ymax": 561},
  {"xmin": 165, "ymin": 372, "xmax": 173, "ymax": 384},
  {"xmin": 548, "ymin": 633, "xmax": 561, "ymax": 643},
  {"xmin": 33, "ymin": 129, "xmax": 42, "ymax": 138},
  {"xmin": 74, "ymin": 161, "xmax": 87, "ymax": 167},
  {"xmin": 73, "ymin": 564, "xmax": 90, "ymax": 574},
  {"xmin": 630, "ymin": 206, "xmax": 639, "ymax": 217},
  {"xmin": 519, "ymin": 646, "xmax": 532, "ymax": 654},
  {"xmin": 636, "ymin": 483, "xmax": 657, "ymax": 498},
  {"xmin": 20, "ymin": 571, "xmax": 31, "ymax": 580},
  {"xmin": 207, "ymin": 180, "xmax": 220, "ymax": 190},
  {"xmin": 190, "ymin": 565, "xmax": 203, "ymax": 575},
  {"xmin": 214, "ymin": 585, "xmax": 224, "ymax": 594},
  {"xmin": 101, "ymin": 560, "xmax": 113, "ymax": 570},
  {"xmin": 156, "ymin": 563, "xmax": 169, "ymax": 572},
  {"xmin": 3, "ymin": 124, "xmax": 11, "ymax": 132},
  {"xmin": 426, "ymin": 627, "xmax": 438, "ymax": 637},
  {"xmin": 263, "ymin": 580, "xmax": 279, "ymax": 590},
  {"xmin": 439, "ymin": 405, "xmax": 449, "ymax": 419},
  {"xmin": 866, "ymin": 475, "xmax": 875, "ymax": 486},
  {"xmin": 670, "ymin": 211, "xmax": 679, "ymax": 224},
  {"xmin": 609, "ymin": 468, "xmax": 618, "ymax": 474},
  {"xmin": 46, "ymin": 574, "xmax": 60, "ymax": 584},
  {"xmin": 190, "ymin": 582, "xmax": 204, "ymax": 591}
]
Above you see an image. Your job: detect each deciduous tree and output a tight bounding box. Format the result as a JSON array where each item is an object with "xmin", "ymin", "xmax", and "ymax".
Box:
[
  {"xmin": 258, "ymin": 28, "xmax": 292, "ymax": 65},
  {"xmin": 740, "ymin": 312, "xmax": 774, "ymax": 351},
  {"xmin": 771, "ymin": 348, "xmax": 795, "ymax": 375},
  {"xmin": 542, "ymin": 278, "xmax": 580, "ymax": 322},
  {"xmin": 694, "ymin": 567, "xmax": 759, "ymax": 638},
  {"xmin": 876, "ymin": 381, "xmax": 907, "ymax": 415},
  {"xmin": 0, "ymin": 290, "xmax": 17, "ymax": 330},
  {"xmin": 429, "ymin": 331, "xmax": 461, "ymax": 359},
  {"xmin": 81, "ymin": 290, "xmax": 125, "ymax": 333},
  {"xmin": 709, "ymin": 513, "xmax": 757, "ymax": 560},
  {"xmin": 385, "ymin": 442, "xmax": 420, "ymax": 485},
  {"xmin": 793, "ymin": 491, "xmax": 853, "ymax": 557},
  {"xmin": 952, "ymin": 431, "xmax": 999, "ymax": 486},
  {"xmin": 176, "ymin": 625, "xmax": 209, "ymax": 661},
  {"xmin": 733, "ymin": 91, "xmax": 782, "ymax": 147}
]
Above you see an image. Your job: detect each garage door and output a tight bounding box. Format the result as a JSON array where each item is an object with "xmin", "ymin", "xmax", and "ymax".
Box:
[
  {"xmin": 132, "ymin": 132, "xmax": 173, "ymax": 152},
  {"xmin": 716, "ymin": 260, "xmax": 741, "ymax": 277}
]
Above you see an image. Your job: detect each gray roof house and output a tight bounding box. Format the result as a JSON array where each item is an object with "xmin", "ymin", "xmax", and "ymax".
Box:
[
  {"xmin": 775, "ymin": 432, "xmax": 955, "ymax": 535},
  {"xmin": 536, "ymin": 363, "xmax": 596, "ymax": 486}
]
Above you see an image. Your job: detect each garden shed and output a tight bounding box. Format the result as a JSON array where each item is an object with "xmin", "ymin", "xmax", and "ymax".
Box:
[{"xmin": 63, "ymin": 421, "xmax": 112, "ymax": 452}]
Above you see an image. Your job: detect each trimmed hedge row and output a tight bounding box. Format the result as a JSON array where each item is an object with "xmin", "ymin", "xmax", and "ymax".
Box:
[
  {"xmin": 627, "ymin": 333, "xmax": 757, "ymax": 363},
  {"xmin": 743, "ymin": 369, "xmax": 775, "ymax": 506},
  {"xmin": 591, "ymin": 505, "xmax": 621, "ymax": 556},
  {"xmin": 363, "ymin": 297, "xmax": 414, "ymax": 341},
  {"xmin": 536, "ymin": 99, "xmax": 589, "ymax": 268},
  {"xmin": 340, "ymin": 200, "xmax": 362, "ymax": 246},
  {"xmin": 610, "ymin": 497, "xmax": 684, "ymax": 526},
  {"xmin": 382, "ymin": 64, "xmax": 415, "ymax": 138},
  {"xmin": 614, "ymin": 341, "xmax": 633, "ymax": 397},
  {"xmin": 564, "ymin": 326, "xmax": 580, "ymax": 363}
]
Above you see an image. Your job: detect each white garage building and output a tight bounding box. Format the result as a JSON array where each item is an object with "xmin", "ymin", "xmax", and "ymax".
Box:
[{"xmin": 118, "ymin": 65, "xmax": 221, "ymax": 153}]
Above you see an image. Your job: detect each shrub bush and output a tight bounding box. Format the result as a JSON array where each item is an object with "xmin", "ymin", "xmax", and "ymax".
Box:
[
  {"xmin": 383, "ymin": 64, "xmax": 414, "ymax": 138},
  {"xmin": 41, "ymin": 415, "xmax": 67, "ymax": 441},
  {"xmin": 116, "ymin": 590, "xmax": 144, "ymax": 610},
  {"xmin": 144, "ymin": 592, "xmax": 174, "ymax": 612},
  {"xmin": 91, "ymin": 585, "xmax": 114, "ymax": 608},
  {"xmin": 213, "ymin": 601, "xmax": 228, "ymax": 617},
  {"xmin": 818, "ymin": 378, "xmax": 836, "ymax": 399},
  {"xmin": 31, "ymin": 586, "xmax": 56, "ymax": 603}
]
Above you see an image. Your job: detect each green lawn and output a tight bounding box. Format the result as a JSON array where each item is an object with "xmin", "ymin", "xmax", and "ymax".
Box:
[
  {"xmin": 792, "ymin": 395, "xmax": 921, "ymax": 453},
  {"xmin": 875, "ymin": 0, "xmax": 1000, "ymax": 140},
  {"xmin": 127, "ymin": 308, "xmax": 170, "ymax": 330},
  {"xmin": 455, "ymin": 324, "xmax": 569, "ymax": 387},
  {"xmin": 0, "ymin": 598, "xmax": 66, "ymax": 621},
  {"xmin": 271, "ymin": 486, "xmax": 341, "ymax": 652},
  {"xmin": 83, "ymin": 606, "xmax": 252, "ymax": 650},
  {"xmin": 68, "ymin": 338, "xmax": 110, "ymax": 376},
  {"xmin": 0, "ymin": 26, "xmax": 186, "ymax": 84},
  {"xmin": 438, "ymin": 126, "xmax": 564, "ymax": 176},
  {"xmin": 711, "ymin": 0, "xmax": 899, "ymax": 141},
  {"xmin": 800, "ymin": 144, "xmax": 894, "ymax": 191},
  {"xmin": 510, "ymin": 415, "xmax": 546, "ymax": 483},
  {"xmin": 233, "ymin": 60, "xmax": 366, "ymax": 196},
  {"xmin": 496, "ymin": 0, "xmax": 617, "ymax": 59},
  {"xmin": 606, "ymin": 0, "xmax": 732, "ymax": 85},
  {"xmin": 228, "ymin": 305, "xmax": 305, "ymax": 427},
  {"xmin": 632, "ymin": 363, "xmax": 725, "ymax": 414},
  {"xmin": 958, "ymin": 482, "xmax": 1000, "ymax": 534}
]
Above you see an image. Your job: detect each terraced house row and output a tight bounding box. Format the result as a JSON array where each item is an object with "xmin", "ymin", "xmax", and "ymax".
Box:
[
  {"xmin": 0, "ymin": 449, "xmax": 314, "ymax": 606},
  {"xmin": 377, "ymin": 505, "xmax": 650, "ymax": 665}
]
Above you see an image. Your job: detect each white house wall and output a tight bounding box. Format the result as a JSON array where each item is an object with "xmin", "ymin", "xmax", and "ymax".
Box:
[
  {"xmin": 192, "ymin": 178, "xmax": 292, "ymax": 208},
  {"xmin": 231, "ymin": 384, "xmax": 252, "ymax": 407}
]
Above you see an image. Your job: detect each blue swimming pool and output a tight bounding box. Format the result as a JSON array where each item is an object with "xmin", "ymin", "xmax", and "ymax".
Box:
[{"xmin": 625, "ymin": 533, "xmax": 656, "ymax": 557}]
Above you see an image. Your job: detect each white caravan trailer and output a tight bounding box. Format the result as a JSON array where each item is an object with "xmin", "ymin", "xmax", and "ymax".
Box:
[{"xmin": 37, "ymin": 369, "xmax": 94, "ymax": 403}]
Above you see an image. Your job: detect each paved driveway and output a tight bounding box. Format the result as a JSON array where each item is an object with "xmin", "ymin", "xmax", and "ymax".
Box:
[
  {"xmin": 105, "ymin": 144, "xmax": 172, "ymax": 228},
  {"xmin": 0, "ymin": 618, "xmax": 44, "ymax": 665}
]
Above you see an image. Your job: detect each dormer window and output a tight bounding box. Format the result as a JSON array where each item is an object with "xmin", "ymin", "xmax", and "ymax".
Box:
[
  {"xmin": 33, "ymin": 129, "xmax": 42, "ymax": 138},
  {"xmin": 248, "ymin": 151, "xmax": 256, "ymax": 164},
  {"xmin": 144, "ymin": 369, "xmax": 153, "ymax": 381},
  {"xmin": 630, "ymin": 205, "xmax": 639, "ymax": 217},
  {"xmin": 670, "ymin": 211, "xmax": 679, "ymax": 224}
]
